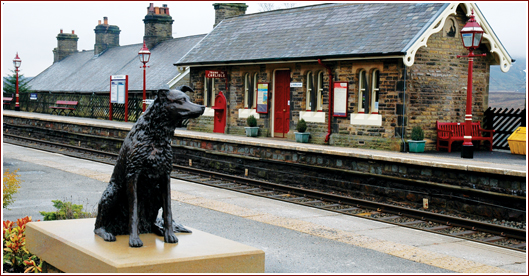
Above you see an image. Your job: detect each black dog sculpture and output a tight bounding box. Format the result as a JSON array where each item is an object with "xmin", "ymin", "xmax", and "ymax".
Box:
[{"xmin": 94, "ymin": 86, "xmax": 204, "ymax": 247}]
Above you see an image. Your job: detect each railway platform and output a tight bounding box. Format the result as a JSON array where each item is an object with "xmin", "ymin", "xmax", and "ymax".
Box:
[
  {"xmin": 2, "ymin": 110, "xmax": 526, "ymax": 172},
  {"xmin": 2, "ymin": 143, "xmax": 527, "ymax": 273}
]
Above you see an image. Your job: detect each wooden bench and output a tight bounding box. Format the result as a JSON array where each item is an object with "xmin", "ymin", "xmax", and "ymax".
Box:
[
  {"xmin": 436, "ymin": 121, "xmax": 494, "ymax": 152},
  {"xmin": 3, "ymin": 97, "xmax": 13, "ymax": 108},
  {"xmin": 49, "ymin": 100, "xmax": 78, "ymax": 116}
]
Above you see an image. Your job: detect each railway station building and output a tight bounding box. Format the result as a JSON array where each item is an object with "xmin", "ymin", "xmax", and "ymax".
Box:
[{"xmin": 175, "ymin": 2, "xmax": 513, "ymax": 151}]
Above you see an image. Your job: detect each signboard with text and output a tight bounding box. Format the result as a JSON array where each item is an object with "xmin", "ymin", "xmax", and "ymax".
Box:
[
  {"xmin": 109, "ymin": 75, "xmax": 129, "ymax": 122},
  {"xmin": 256, "ymin": 83, "xmax": 269, "ymax": 114},
  {"xmin": 206, "ymin": 70, "xmax": 226, "ymax": 78},
  {"xmin": 333, "ymin": 82, "xmax": 348, "ymax": 117}
]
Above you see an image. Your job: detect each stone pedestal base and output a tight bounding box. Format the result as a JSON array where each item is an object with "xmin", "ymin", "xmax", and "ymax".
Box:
[{"xmin": 25, "ymin": 218, "xmax": 265, "ymax": 273}]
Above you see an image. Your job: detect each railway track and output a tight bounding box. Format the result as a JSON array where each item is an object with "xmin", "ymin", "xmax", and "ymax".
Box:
[{"xmin": 4, "ymin": 133, "xmax": 526, "ymax": 252}]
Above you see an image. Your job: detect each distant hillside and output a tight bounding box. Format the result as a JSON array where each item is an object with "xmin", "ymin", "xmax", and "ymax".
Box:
[
  {"xmin": 488, "ymin": 91, "xmax": 526, "ymax": 110},
  {"xmin": 489, "ymin": 57, "xmax": 526, "ymax": 93}
]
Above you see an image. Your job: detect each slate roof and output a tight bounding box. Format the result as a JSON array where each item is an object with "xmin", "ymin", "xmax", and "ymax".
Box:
[
  {"xmin": 176, "ymin": 3, "xmax": 448, "ymax": 66},
  {"xmin": 28, "ymin": 34, "xmax": 205, "ymax": 93}
]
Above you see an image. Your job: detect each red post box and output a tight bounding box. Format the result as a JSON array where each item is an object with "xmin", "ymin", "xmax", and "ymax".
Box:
[{"xmin": 212, "ymin": 91, "xmax": 227, "ymax": 133}]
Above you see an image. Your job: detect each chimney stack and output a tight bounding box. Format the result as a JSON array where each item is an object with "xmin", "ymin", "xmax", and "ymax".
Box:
[
  {"xmin": 213, "ymin": 3, "xmax": 247, "ymax": 28},
  {"xmin": 53, "ymin": 29, "xmax": 78, "ymax": 63},
  {"xmin": 94, "ymin": 17, "xmax": 121, "ymax": 55},
  {"xmin": 143, "ymin": 3, "xmax": 174, "ymax": 49}
]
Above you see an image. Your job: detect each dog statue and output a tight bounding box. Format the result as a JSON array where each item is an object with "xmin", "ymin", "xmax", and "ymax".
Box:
[{"xmin": 94, "ymin": 86, "xmax": 205, "ymax": 247}]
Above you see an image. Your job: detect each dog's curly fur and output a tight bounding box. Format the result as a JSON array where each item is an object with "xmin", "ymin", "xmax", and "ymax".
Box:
[{"xmin": 94, "ymin": 86, "xmax": 204, "ymax": 247}]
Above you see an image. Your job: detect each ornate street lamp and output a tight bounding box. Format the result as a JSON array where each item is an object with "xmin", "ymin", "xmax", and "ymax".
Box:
[
  {"xmin": 138, "ymin": 41, "xmax": 151, "ymax": 112},
  {"xmin": 457, "ymin": 10, "xmax": 486, "ymax": 159},
  {"xmin": 13, "ymin": 53, "xmax": 21, "ymax": 111}
]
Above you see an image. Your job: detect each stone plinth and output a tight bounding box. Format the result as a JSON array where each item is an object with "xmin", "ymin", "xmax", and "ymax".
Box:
[{"xmin": 25, "ymin": 218, "xmax": 265, "ymax": 273}]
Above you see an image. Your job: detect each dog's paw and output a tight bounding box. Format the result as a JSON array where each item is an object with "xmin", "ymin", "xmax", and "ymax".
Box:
[
  {"xmin": 94, "ymin": 228, "xmax": 116, "ymax": 242},
  {"xmin": 164, "ymin": 232, "xmax": 178, "ymax": 244},
  {"xmin": 129, "ymin": 236, "xmax": 144, "ymax": 247}
]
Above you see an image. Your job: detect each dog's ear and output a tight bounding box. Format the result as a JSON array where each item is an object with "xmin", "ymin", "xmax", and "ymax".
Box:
[
  {"xmin": 176, "ymin": 85, "xmax": 194, "ymax": 93},
  {"xmin": 157, "ymin": 89, "xmax": 169, "ymax": 100}
]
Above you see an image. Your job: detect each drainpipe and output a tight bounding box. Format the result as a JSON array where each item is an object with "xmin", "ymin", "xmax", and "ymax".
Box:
[
  {"xmin": 318, "ymin": 59, "xmax": 333, "ymax": 144},
  {"xmin": 401, "ymin": 65, "xmax": 407, "ymax": 152}
]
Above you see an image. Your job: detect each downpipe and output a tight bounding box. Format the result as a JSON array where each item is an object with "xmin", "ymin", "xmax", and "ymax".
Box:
[{"xmin": 318, "ymin": 59, "xmax": 333, "ymax": 144}]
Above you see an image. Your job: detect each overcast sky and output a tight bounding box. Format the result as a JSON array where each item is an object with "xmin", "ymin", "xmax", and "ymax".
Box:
[{"xmin": 1, "ymin": 1, "xmax": 527, "ymax": 78}]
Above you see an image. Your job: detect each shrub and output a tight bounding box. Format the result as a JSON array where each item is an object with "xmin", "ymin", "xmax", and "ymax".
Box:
[
  {"xmin": 411, "ymin": 126, "xmax": 424, "ymax": 141},
  {"xmin": 3, "ymin": 169, "xmax": 22, "ymax": 209},
  {"xmin": 39, "ymin": 200, "xmax": 95, "ymax": 221},
  {"xmin": 246, "ymin": 115, "xmax": 257, "ymax": 127},
  {"xmin": 296, "ymin": 118, "xmax": 307, "ymax": 133},
  {"xmin": 3, "ymin": 216, "xmax": 42, "ymax": 273}
]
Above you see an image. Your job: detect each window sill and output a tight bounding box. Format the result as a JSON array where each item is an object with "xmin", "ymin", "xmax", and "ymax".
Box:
[
  {"xmin": 300, "ymin": 111, "xmax": 325, "ymax": 123},
  {"xmin": 202, "ymin": 107, "xmax": 215, "ymax": 117},
  {"xmin": 238, "ymin": 109, "xmax": 260, "ymax": 119},
  {"xmin": 350, "ymin": 113, "xmax": 382, "ymax": 126}
]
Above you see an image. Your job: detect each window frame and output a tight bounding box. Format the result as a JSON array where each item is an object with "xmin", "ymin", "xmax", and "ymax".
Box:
[
  {"xmin": 371, "ymin": 69, "xmax": 380, "ymax": 114},
  {"xmin": 358, "ymin": 70, "xmax": 367, "ymax": 113}
]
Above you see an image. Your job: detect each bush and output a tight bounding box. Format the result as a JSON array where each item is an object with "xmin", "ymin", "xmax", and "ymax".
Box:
[
  {"xmin": 296, "ymin": 118, "xmax": 307, "ymax": 133},
  {"xmin": 3, "ymin": 169, "xmax": 22, "ymax": 209},
  {"xmin": 411, "ymin": 126, "xmax": 424, "ymax": 141},
  {"xmin": 39, "ymin": 199, "xmax": 95, "ymax": 221},
  {"xmin": 246, "ymin": 115, "xmax": 257, "ymax": 127},
  {"xmin": 3, "ymin": 216, "xmax": 42, "ymax": 273}
]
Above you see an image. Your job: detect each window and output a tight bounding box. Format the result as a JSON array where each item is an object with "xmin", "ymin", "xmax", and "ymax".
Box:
[
  {"xmin": 358, "ymin": 70, "xmax": 367, "ymax": 113},
  {"xmin": 306, "ymin": 71, "xmax": 314, "ymax": 111},
  {"xmin": 204, "ymin": 75, "xmax": 215, "ymax": 107},
  {"xmin": 317, "ymin": 71, "xmax": 323, "ymax": 111},
  {"xmin": 244, "ymin": 73, "xmax": 258, "ymax": 109},
  {"xmin": 371, "ymin": 69, "xmax": 380, "ymax": 114}
]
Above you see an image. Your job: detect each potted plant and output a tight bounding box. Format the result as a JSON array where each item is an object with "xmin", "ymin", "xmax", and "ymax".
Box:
[
  {"xmin": 245, "ymin": 115, "xmax": 259, "ymax": 137},
  {"xmin": 408, "ymin": 126, "xmax": 425, "ymax": 153},
  {"xmin": 295, "ymin": 118, "xmax": 310, "ymax": 143}
]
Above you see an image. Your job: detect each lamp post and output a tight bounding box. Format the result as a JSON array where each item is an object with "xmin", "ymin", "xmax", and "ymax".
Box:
[
  {"xmin": 13, "ymin": 53, "xmax": 21, "ymax": 111},
  {"xmin": 457, "ymin": 10, "xmax": 486, "ymax": 159},
  {"xmin": 138, "ymin": 41, "xmax": 151, "ymax": 112}
]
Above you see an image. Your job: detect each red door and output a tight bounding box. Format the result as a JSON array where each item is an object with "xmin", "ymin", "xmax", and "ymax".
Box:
[{"xmin": 274, "ymin": 70, "xmax": 290, "ymax": 137}]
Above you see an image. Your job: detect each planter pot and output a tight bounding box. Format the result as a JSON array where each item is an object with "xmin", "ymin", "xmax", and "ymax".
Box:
[
  {"xmin": 295, "ymin": 132, "xmax": 310, "ymax": 143},
  {"xmin": 245, "ymin": 127, "xmax": 259, "ymax": 137},
  {"xmin": 408, "ymin": 140, "xmax": 426, "ymax": 153}
]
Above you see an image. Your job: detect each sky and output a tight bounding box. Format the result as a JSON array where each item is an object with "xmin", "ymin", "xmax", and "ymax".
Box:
[{"xmin": 1, "ymin": 1, "xmax": 528, "ymax": 78}]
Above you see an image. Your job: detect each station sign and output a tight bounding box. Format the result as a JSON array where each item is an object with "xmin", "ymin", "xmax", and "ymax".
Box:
[{"xmin": 206, "ymin": 70, "xmax": 226, "ymax": 78}]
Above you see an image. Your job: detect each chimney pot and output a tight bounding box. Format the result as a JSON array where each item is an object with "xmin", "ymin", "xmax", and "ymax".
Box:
[
  {"xmin": 60, "ymin": 29, "xmax": 63, "ymax": 33},
  {"xmin": 72, "ymin": 30, "xmax": 75, "ymax": 34},
  {"xmin": 104, "ymin": 17, "xmax": 108, "ymax": 25},
  {"xmin": 98, "ymin": 20, "xmax": 101, "ymax": 25}
]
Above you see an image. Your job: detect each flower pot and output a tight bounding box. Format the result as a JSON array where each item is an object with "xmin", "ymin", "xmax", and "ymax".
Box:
[
  {"xmin": 408, "ymin": 140, "xmax": 425, "ymax": 153},
  {"xmin": 295, "ymin": 132, "xmax": 310, "ymax": 143},
  {"xmin": 245, "ymin": 127, "xmax": 259, "ymax": 137}
]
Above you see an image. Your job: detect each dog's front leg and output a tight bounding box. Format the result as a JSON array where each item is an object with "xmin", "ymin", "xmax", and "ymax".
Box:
[
  {"xmin": 127, "ymin": 173, "xmax": 143, "ymax": 247},
  {"xmin": 162, "ymin": 174, "xmax": 178, "ymax": 243}
]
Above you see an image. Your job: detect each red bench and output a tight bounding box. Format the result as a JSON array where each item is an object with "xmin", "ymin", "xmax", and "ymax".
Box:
[
  {"xmin": 3, "ymin": 97, "xmax": 13, "ymax": 108},
  {"xmin": 436, "ymin": 121, "xmax": 494, "ymax": 152},
  {"xmin": 49, "ymin": 100, "xmax": 78, "ymax": 116}
]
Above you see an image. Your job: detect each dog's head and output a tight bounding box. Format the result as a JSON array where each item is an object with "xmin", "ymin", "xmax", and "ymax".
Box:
[{"xmin": 156, "ymin": 86, "xmax": 205, "ymax": 122}]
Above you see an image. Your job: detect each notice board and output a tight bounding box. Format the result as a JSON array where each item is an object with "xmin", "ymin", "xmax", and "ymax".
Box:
[
  {"xmin": 256, "ymin": 83, "xmax": 269, "ymax": 114},
  {"xmin": 333, "ymin": 82, "xmax": 348, "ymax": 117}
]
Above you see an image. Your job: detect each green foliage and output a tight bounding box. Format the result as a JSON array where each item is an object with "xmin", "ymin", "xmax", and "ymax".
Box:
[
  {"xmin": 411, "ymin": 126, "xmax": 424, "ymax": 141},
  {"xmin": 296, "ymin": 118, "xmax": 307, "ymax": 133},
  {"xmin": 3, "ymin": 70, "xmax": 32, "ymax": 96},
  {"xmin": 39, "ymin": 200, "xmax": 94, "ymax": 221},
  {"xmin": 3, "ymin": 169, "xmax": 22, "ymax": 209},
  {"xmin": 3, "ymin": 216, "xmax": 42, "ymax": 273},
  {"xmin": 246, "ymin": 115, "xmax": 257, "ymax": 127}
]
